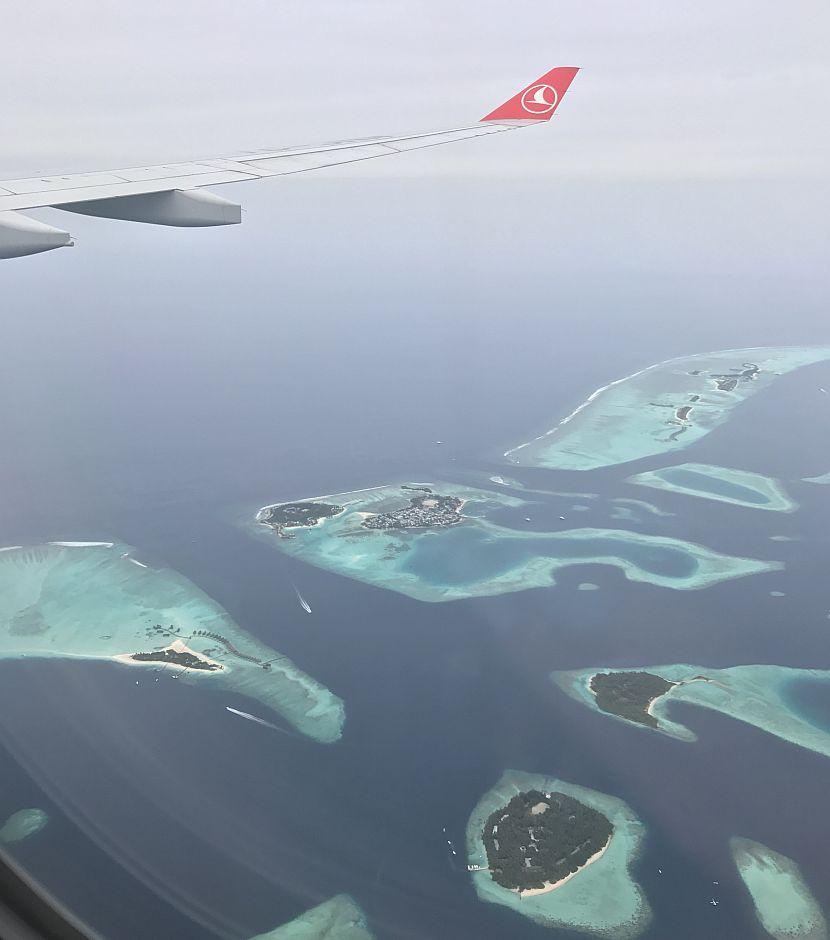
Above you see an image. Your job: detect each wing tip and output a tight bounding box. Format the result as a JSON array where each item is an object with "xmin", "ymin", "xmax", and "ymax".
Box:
[{"xmin": 481, "ymin": 66, "xmax": 580, "ymax": 123}]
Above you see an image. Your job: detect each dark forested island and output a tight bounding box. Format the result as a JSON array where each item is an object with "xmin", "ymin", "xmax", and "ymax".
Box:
[
  {"xmin": 362, "ymin": 488, "xmax": 464, "ymax": 531},
  {"xmin": 259, "ymin": 501, "xmax": 344, "ymax": 537},
  {"xmin": 589, "ymin": 671, "xmax": 675, "ymax": 728},
  {"xmin": 130, "ymin": 648, "xmax": 221, "ymax": 671},
  {"xmin": 482, "ymin": 790, "xmax": 613, "ymax": 892}
]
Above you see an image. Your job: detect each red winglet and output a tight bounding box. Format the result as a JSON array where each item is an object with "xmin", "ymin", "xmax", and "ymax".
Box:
[{"xmin": 481, "ymin": 66, "xmax": 579, "ymax": 122}]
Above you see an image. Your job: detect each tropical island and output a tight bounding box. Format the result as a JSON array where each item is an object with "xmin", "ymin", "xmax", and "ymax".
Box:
[
  {"xmin": 554, "ymin": 664, "xmax": 830, "ymax": 760},
  {"xmin": 362, "ymin": 488, "xmax": 464, "ymax": 530},
  {"xmin": 504, "ymin": 346, "xmax": 830, "ymax": 470},
  {"xmin": 483, "ymin": 789, "xmax": 613, "ymax": 893},
  {"xmin": 589, "ymin": 672, "xmax": 676, "ymax": 729},
  {"xmin": 126, "ymin": 640, "xmax": 222, "ymax": 672},
  {"xmin": 257, "ymin": 501, "xmax": 344, "ymax": 538},
  {"xmin": 731, "ymin": 838, "xmax": 827, "ymax": 940},
  {"xmin": 0, "ymin": 542, "xmax": 345, "ymax": 744},
  {"xmin": 467, "ymin": 770, "xmax": 651, "ymax": 938},
  {"xmin": 251, "ymin": 482, "xmax": 779, "ymax": 602}
]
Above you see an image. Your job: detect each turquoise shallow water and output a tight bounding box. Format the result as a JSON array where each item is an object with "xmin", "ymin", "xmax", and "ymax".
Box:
[
  {"xmin": 731, "ymin": 838, "xmax": 827, "ymax": 940},
  {"xmin": 0, "ymin": 808, "xmax": 48, "ymax": 844},
  {"xmin": 466, "ymin": 770, "xmax": 651, "ymax": 938},
  {"xmin": 506, "ymin": 346, "xmax": 830, "ymax": 470},
  {"xmin": 404, "ymin": 525, "xmax": 696, "ymax": 585},
  {"xmin": 5, "ymin": 170, "xmax": 830, "ymax": 940},
  {"xmin": 255, "ymin": 482, "xmax": 778, "ymax": 601},
  {"xmin": 629, "ymin": 463, "xmax": 796, "ymax": 512},
  {"xmin": 555, "ymin": 665, "xmax": 830, "ymax": 760},
  {"xmin": 657, "ymin": 469, "xmax": 769, "ymax": 504},
  {"xmin": 0, "ymin": 543, "xmax": 344, "ymax": 744}
]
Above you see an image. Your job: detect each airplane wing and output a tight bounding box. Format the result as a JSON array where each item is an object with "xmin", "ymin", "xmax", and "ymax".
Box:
[{"xmin": 0, "ymin": 66, "xmax": 578, "ymax": 260}]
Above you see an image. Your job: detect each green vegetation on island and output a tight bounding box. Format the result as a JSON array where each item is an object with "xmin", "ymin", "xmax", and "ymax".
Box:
[
  {"xmin": 257, "ymin": 501, "xmax": 344, "ymax": 538},
  {"xmin": 589, "ymin": 672, "xmax": 676, "ymax": 729},
  {"xmin": 483, "ymin": 789, "xmax": 613, "ymax": 892},
  {"xmin": 130, "ymin": 646, "xmax": 221, "ymax": 671},
  {"xmin": 362, "ymin": 488, "xmax": 464, "ymax": 530},
  {"xmin": 731, "ymin": 838, "xmax": 827, "ymax": 940},
  {"xmin": 555, "ymin": 664, "xmax": 830, "ymax": 761},
  {"xmin": 0, "ymin": 543, "xmax": 345, "ymax": 744},
  {"xmin": 251, "ymin": 482, "xmax": 779, "ymax": 602},
  {"xmin": 467, "ymin": 770, "xmax": 651, "ymax": 938}
]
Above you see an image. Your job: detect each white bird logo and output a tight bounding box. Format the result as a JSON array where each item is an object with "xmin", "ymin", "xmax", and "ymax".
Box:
[{"xmin": 520, "ymin": 84, "xmax": 558, "ymax": 114}]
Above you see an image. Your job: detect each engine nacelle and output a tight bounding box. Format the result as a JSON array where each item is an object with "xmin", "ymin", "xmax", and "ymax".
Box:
[
  {"xmin": 57, "ymin": 188, "xmax": 242, "ymax": 227},
  {"xmin": 0, "ymin": 211, "xmax": 74, "ymax": 259}
]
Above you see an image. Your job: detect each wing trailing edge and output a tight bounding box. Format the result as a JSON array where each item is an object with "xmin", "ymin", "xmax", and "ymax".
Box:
[{"xmin": 1, "ymin": 66, "xmax": 578, "ymax": 259}]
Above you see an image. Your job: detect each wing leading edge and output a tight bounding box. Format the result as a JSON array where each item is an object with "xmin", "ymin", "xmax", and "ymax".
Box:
[{"xmin": 0, "ymin": 66, "xmax": 578, "ymax": 260}]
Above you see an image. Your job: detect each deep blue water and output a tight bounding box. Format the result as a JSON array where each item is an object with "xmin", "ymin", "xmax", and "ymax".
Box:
[
  {"xmin": 3, "ymin": 179, "xmax": 830, "ymax": 939},
  {"xmin": 783, "ymin": 678, "xmax": 830, "ymax": 734}
]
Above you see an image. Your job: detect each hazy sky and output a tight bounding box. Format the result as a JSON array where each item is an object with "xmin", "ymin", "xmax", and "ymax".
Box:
[
  {"xmin": 4, "ymin": 0, "xmax": 830, "ymax": 180},
  {"xmin": 3, "ymin": 0, "xmax": 830, "ymax": 358}
]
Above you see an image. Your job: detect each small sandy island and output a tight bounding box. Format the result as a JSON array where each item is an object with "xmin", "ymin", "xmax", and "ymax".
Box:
[{"xmin": 113, "ymin": 639, "xmax": 224, "ymax": 672}]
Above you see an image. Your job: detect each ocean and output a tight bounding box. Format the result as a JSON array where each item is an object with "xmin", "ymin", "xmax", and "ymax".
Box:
[{"xmin": 2, "ymin": 177, "xmax": 830, "ymax": 938}]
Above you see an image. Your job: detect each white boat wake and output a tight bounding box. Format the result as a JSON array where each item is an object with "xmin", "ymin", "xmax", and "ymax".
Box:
[
  {"xmin": 225, "ymin": 706, "xmax": 294, "ymax": 736},
  {"xmin": 293, "ymin": 585, "xmax": 312, "ymax": 613}
]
